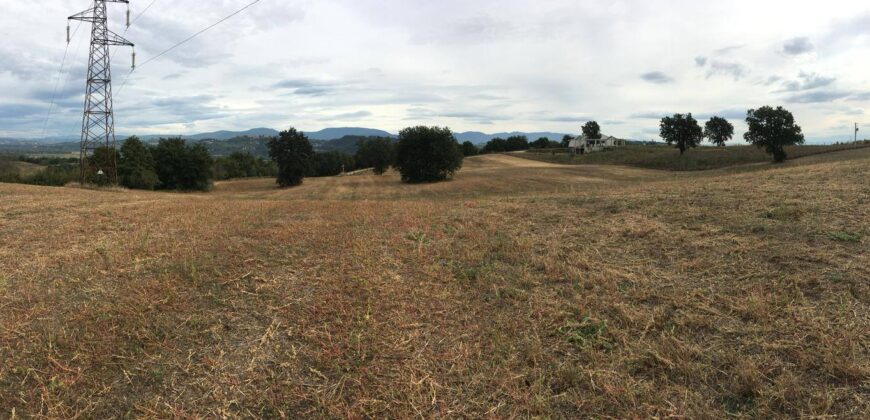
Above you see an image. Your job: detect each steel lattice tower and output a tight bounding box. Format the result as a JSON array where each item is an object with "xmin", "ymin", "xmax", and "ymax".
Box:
[{"xmin": 69, "ymin": 0, "xmax": 134, "ymax": 184}]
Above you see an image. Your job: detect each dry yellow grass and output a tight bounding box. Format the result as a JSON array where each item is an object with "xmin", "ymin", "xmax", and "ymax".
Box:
[{"xmin": 1, "ymin": 149, "xmax": 868, "ymax": 418}]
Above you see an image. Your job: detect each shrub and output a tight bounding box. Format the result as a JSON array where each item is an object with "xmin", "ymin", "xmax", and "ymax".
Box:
[
  {"xmin": 394, "ymin": 126, "xmax": 463, "ymax": 183},
  {"xmin": 152, "ymin": 138, "xmax": 213, "ymax": 191},
  {"xmin": 0, "ymin": 158, "xmax": 20, "ymax": 183},
  {"xmin": 86, "ymin": 146, "xmax": 120, "ymax": 186},
  {"xmin": 26, "ymin": 164, "xmax": 78, "ymax": 187},
  {"xmin": 268, "ymin": 128, "xmax": 314, "ymax": 188}
]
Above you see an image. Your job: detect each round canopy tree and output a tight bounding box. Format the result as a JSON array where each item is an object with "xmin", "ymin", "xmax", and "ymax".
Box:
[
  {"xmin": 119, "ymin": 136, "xmax": 159, "ymax": 190},
  {"xmin": 704, "ymin": 116, "xmax": 735, "ymax": 147},
  {"xmin": 660, "ymin": 113, "xmax": 703, "ymax": 155},
  {"xmin": 394, "ymin": 126, "xmax": 463, "ymax": 183},
  {"xmin": 582, "ymin": 121, "xmax": 602, "ymax": 139},
  {"xmin": 268, "ymin": 128, "xmax": 314, "ymax": 188},
  {"xmin": 744, "ymin": 106, "xmax": 804, "ymax": 162}
]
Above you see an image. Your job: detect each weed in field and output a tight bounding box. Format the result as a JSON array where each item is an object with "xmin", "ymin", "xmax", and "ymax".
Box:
[
  {"xmin": 826, "ymin": 231, "xmax": 861, "ymax": 242},
  {"xmin": 558, "ymin": 317, "xmax": 612, "ymax": 349}
]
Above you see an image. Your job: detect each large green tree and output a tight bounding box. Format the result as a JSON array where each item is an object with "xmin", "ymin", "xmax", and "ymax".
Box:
[
  {"xmin": 118, "ymin": 136, "xmax": 159, "ymax": 190},
  {"xmin": 504, "ymin": 135, "xmax": 529, "ymax": 151},
  {"xmin": 531, "ymin": 137, "xmax": 551, "ymax": 148},
  {"xmin": 704, "ymin": 117, "xmax": 735, "ymax": 147},
  {"xmin": 268, "ymin": 128, "xmax": 314, "ymax": 187},
  {"xmin": 461, "ymin": 141, "xmax": 479, "ymax": 157},
  {"xmin": 582, "ymin": 121, "xmax": 602, "ymax": 139},
  {"xmin": 394, "ymin": 126, "xmax": 463, "ymax": 183},
  {"xmin": 481, "ymin": 137, "xmax": 507, "ymax": 153},
  {"xmin": 354, "ymin": 137, "xmax": 393, "ymax": 175},
  {"xmin": 660, "ymin": 113, "xmax": 704, "ymax": 155},
  {"xmin": 744, "ymin": 106, "xmax": 804, "ymax": 162},
  {"xmin": 311, "ymin": 151, "xmax": 355, "ymax": 177},
  {"xmin": 152, "ymin": 138, "xmax": 213, "ymax": 191}
]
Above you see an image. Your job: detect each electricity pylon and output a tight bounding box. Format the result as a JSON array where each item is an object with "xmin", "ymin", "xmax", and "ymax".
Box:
[{"xmin": 69, "ymin": 0, "xmax": 135, "ymax": 185}]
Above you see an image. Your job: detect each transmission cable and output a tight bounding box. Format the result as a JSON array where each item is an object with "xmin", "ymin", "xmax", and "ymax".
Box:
[
  {"xmin": 116, "ymin": 0, "xmax": 262, "ymax": 97},
  {"xmin": 40, "ymin": 21, "xmax": 83, "ymax": 139}
]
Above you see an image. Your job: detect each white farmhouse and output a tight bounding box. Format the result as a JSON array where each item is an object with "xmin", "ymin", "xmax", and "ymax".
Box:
[{"xmin": 568, "ymin": 135, "xmax": 626, "ymax": 154}]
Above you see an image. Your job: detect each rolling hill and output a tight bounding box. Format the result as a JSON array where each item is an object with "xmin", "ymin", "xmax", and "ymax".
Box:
[{"xmin": 1, "ymin": 149, "xmax": 867, "ymax": 417}]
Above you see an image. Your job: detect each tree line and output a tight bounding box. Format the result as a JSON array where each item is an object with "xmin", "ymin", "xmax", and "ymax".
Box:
[
  {"xmin": 269, "ymin": 126, "xmax": 463, "ymax": 187},
  {"xmin": 658, "ymin": 106, "xmax": 804, "ymax": 161}
]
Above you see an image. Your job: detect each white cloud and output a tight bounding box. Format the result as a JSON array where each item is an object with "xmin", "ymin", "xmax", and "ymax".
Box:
[{"xmin": 0, "ymin": 0, "xmax": 867, "ymax": 143}]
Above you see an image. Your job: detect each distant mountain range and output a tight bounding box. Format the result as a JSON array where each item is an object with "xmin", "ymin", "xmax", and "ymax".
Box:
[{"xmin": 5, "ymin": 127, "xmax": 573, "ymax": 145}]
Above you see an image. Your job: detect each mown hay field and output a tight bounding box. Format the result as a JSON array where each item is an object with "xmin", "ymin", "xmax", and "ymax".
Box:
[{"xmin": 0, "ymin": 148, "xmax": 868, "ymax": 418}]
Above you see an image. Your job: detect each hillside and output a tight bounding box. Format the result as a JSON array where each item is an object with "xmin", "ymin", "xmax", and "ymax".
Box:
[
  {"xmin": 521, "ymin": 143, "xmax": 870, "ymax": 171},
  {"xmin": 0, "ymin": 149, "xmax": 867, "ymax": 417}
]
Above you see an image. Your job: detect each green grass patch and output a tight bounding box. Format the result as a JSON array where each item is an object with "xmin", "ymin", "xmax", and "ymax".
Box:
[
  {"xmin": 559, "ymin": 317, "xmax": 612, "ymax": 349},
  {"xmin": 826, "ymin": 231, "xmax": 861, "ymax": 242}
]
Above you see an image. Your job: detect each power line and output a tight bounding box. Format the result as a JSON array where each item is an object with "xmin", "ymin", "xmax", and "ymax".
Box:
[
  {"xmin": 40, "ymin": 21, "xmax": 83, "ymax": 139},
  {"xmin": 116, "ymin": 0, "xmax": 262, "ymax": 97},
  {"xmin": 130, "ymin": 0, "xmax": 159, "ymax": 27},
  {"xmin": 110, "ymin": 0, "xmax": 160, "ymax": 67}
]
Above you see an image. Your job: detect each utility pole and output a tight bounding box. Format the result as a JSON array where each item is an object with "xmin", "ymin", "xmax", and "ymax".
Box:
[
  {"xmin": 69, "ymin": 1, "xmax": 135, "ymax": 185},
  {"xmin": 855, "ymin": 123, "xmax": 859, "ymax": 143}
]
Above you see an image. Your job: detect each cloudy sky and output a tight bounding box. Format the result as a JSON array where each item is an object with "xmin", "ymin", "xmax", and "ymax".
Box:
[{"xmin": 1, "ymin": 0, "xmax": 868, "ymax": 142}]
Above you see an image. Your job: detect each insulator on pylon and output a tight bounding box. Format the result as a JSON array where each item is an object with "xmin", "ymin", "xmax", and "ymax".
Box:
[
  {"xmin": 67, "ymin": 25, "xmax": 71, "ymax": 44},
  {"xmin": 131, "ymin": 50, "xmax": 136, "ymax": 69},
  {"xmin": 126, "ymin": 6, "xmax": 131, "ymax": 27}
]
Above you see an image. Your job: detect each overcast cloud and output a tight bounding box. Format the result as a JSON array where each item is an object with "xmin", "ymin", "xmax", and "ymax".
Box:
[{"xmin": 0, "ymin": 0, "xmax": 868, "ymax": 142}]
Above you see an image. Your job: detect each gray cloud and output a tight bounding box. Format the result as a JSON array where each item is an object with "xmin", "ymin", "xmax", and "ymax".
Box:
[
  {"xmin": 762, "ymin": 75, "xmax": 782, "ymax": 86},
  {"xmin": 0, "ymin": 103, "xmax": 44, "ymax": 120},
  {"xmin": 696, "ymin": 109, "xmax": 748, "ymax": 120},
  {"xmin": 630, "ymin": 111, "xmax": 669, "ymax": 119},
  {"xmin": 706, "ymin": 61, "xmax": 746, "ymax": 81},
  {"xmin": 780, "ymin": 72, "xmax": 836, "ymax": 92},
  {"xmin": 782, "ymin": 37, "xmax": 814, "ymax": 55},
  {"xmin": 321, "ymin": 110, "xmax": 373, "ymax": 120},
  {"xmin": 785, "ymin": 90, "xmax": 851, "ymax": 103},
  {"xmin": 695, "ymin": 56, "xmax": 708, "ymax": 67},
  {"xmin": 715, "ymin": 45, "xmax": 746, "ymax": 55},
  {"xmin": 544, "ymin": 115, "xmax": 595, "ymax": 123},
  {"xmin": 640, "ymin": 72, "xmax": 674, "ymax": 84}
]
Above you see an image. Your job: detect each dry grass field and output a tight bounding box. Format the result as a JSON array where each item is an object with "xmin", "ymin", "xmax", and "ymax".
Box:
[{"xmin": 1, "ymin": 149, "xmax": 868, "ymax": 418}]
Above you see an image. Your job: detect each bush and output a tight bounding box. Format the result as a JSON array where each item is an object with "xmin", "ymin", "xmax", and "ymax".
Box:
[
  {"xmin": 152, "ymin": 138, "xmax": 213, "ymax": 191},
  {"xmin": 119, "ymin": 136, "xmax": 159, "ymax": 190},
  {"xmin": 26, "ymin": 164, "xmax": 78, "ymax": 187},
  {"xmin": 268, "ymin": 128, "xmax": 314, "ymax": 188},
  {"xmin": 394, "ymin": 126, "xmax": 463, "ymax": 183},
  {"xmin": 354, "ymin": 137, "xmax": 393, "ymax": 175},
  {"xmin": 0, "ymin": 159, "xmax": 20, "ymax": 183},
  {"xmin": 86, "ymin": 146, "xmax": 120, "ymax": 186}
]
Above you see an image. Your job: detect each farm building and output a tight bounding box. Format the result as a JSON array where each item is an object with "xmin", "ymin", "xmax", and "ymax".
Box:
[{"xmin": 568, "ymin": 135, "xmax": 626, "ymax": 154}]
